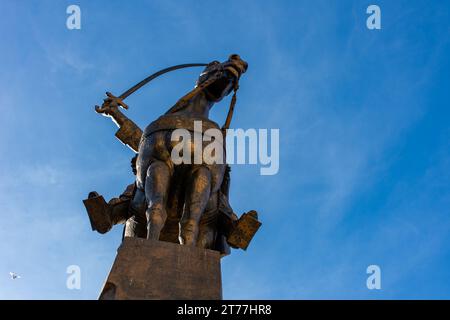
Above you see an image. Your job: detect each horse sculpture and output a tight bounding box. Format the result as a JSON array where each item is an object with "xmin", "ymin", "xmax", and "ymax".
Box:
[{"xmin": 83, "ymin": 54, "xmax": 260, "ymax": 255}]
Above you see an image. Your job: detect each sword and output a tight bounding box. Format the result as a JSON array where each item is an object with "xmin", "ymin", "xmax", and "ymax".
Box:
[{"xmin": 95, "ymin": 63, "xmax": 207, "ymax": 114}]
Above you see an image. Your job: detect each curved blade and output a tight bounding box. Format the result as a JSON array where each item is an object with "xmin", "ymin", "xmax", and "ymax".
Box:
[{"xmin": 118, "ymin": 63, "xmax": 208, "ymax": 100}]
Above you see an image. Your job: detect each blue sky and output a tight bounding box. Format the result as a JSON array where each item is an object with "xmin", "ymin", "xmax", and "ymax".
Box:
[{"xmin": 0, "ymin": 0, "xmax": 449, "ymax": 299}]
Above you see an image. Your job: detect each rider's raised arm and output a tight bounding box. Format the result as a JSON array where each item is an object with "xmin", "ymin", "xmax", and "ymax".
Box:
[{"xmin": 95, "ymin": 92, "xmax": 143, "ymax": 152}]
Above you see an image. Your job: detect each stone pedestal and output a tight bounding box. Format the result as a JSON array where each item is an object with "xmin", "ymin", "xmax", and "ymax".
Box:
[{"xmin": 99, "ymin": 237, "xmax": 222, "ymax": 300}]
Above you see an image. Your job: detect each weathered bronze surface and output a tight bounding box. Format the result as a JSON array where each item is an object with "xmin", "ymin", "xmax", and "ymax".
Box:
[
  {"xmin": 84, "ymin": 54, "xmax": 261, "ymax": 254},
  {"xmin": 227, "ymin": 210, "xmax": 262, "ymax": 250},
  {"xmin": 99, "ymin": 237, "xmax": 222, "ymax": 300}
]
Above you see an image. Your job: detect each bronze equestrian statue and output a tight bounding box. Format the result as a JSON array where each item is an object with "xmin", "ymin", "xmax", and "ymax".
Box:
[{"xmin": 83, "ymin": 54, "xmax": 260, "ymax": 256}]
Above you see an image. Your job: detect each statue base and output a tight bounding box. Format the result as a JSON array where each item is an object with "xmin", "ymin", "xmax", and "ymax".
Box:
[{"xmin": 99, "ymin": 237, "xmax": 222, "ymax": 300}]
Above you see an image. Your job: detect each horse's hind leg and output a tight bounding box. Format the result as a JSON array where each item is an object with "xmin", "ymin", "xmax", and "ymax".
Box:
[
  {"xmin": 180, "ymin": 166, "xmax": 211, "ymax": 246},
  {"xmin": 125, "ymin": 188, "xmax": 147, "ymax": 238},
  {"xmin": 145, "ymin": 160, "xmax": 171, "ymax": 240}
]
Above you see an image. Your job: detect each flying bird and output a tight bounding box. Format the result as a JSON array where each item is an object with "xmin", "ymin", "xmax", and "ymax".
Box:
[{"xmin": 9, "ymin": 272, "xmax": 21, "ymax": 280}]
